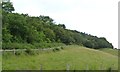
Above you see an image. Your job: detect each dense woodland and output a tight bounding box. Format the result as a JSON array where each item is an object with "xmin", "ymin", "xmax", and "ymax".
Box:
[{"xmin": 2, "ymin": 1, "xmax": 113, "ymax": 49}]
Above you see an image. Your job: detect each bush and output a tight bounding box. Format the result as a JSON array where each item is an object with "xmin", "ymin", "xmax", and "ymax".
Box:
[
  {"xmin": 2, "ymin": 43, "xmax": 15, "ymax": 49},
  {"xmin": 33, "ymin": 43, "xmax": 65, "ymax": 49},
  {"xmin": 61, "ymin": 47, "xmax": 64, "ymax": 49},
  {"xmin": 107, "ymin": 67, "xmax": 112, "ymax": 72},
  {"xmin": 25, "ymin": 48, "xmax": 35, "ymax": 55},
  {"xmin": 52, "ymin": 48, "xmax": 60, "ymax": 52},
  {"xmin": 2, "ymin": 43, "xmax": 36, "ymax": 49},
  {"xmin": 55, "ymin": 48, "xmax": 60, "ymax": 51},
  {"xmin": 2, "ymin": 42, "xmax": 65, "ymax": 50},
  {"xmin": 15, "ymin": 51, "xmax": 22, "ymax": 55},
  {"xmin": 52, "ymin": 49, "xmax": 55, "ymax": 52}
]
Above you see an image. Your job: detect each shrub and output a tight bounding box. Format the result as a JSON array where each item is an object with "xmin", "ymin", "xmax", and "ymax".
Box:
[
  {"xmin": 2, "ymin": 43, "xmax": 36, "ymax": 49},
  {"xmin": 61, "ymin": 47, "xmax": 64, "ymax": 49},
  {"xmin": 25, "ymin": 48, "xmax": 35, "ymax": 55},
  {"xmin": 107, "ymin": 67, "xmax": 112, "ymax": 72},
  {"xmin": 52, "ymin": 48, "xmax": 60, "ymax": 52},
  {"xmin": 55, "ymin": 48, "xmax": 60, "ymax": 51},
  {"xmin": 53, "ymin": 49, "xmax": 55, "ymax": 52},
  {"xmin": 15, "ymin": 51, "xmax": 22, "ymax": 55}
]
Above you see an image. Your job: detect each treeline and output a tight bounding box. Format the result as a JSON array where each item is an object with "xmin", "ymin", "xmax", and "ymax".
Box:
[{"xmin": 2, "ymin": 1, "xmax": 113, "ymax": 49}]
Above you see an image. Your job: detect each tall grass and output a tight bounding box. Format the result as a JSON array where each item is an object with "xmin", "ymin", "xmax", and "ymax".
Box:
[
  {"xmin": 97, "ymin": 48, "xmax": 118, "ymax": 56},
  {"xmin": 2, "ymin": 45, "xmax": 118, "ymax": 70}
]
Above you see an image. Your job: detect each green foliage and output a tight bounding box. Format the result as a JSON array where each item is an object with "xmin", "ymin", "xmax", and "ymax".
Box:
[
  {"xmin": 107, "ymin": 67, "xmax": 112, "ymax": 72},
  {"xmin": 54, "ymin": 47, "xmax": 60, "ymax": 51},
  {"xmin": 58, "ymin": 24, "xmax": 66, "ymax": 29},
  {"xmin": 84, "ymin": 40, "xmax": 94, "ymax": 48},
  {"xmin": 61, "ymin": 47, "xmax": 64, "ymax": 49},
  {"xmin": 2, "ymin": 1, "xmax": 15, "ymax": 13},
  {"xmin": 2, "ymin": 28, "xmax": 13, "ymax": 43},
  {"xmin": 2, "ymin": 43, "xmax": 35, "ymax": 49},
  {"xmin": 52, "ymin": 49, "xmax": 55, "ymax": 52},
  {"xmin": 2, "ymin": 1, "xmax": 114, "ymax": 49},
  {"xmin": 25, "ymin": 48, "xmax": 35, "ymax": 55},
  {"xmin": 15, "ymin": 51, "xmax": 22, "ymax": 56},
  {"xmin": 32, "ymin": 43, "xmax": 65, "ymax": 49},
  {"xmin": 43, "ymin": 28, "xmax": 55, "ymax": 42},
  {"xmin": 52, "ymin": 47, "xmax": 61, "ymax": 52}
]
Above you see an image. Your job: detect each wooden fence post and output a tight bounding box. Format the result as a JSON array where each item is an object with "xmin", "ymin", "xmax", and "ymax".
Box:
[
  {"xmin": 66, "ymin": 64, "xmax": 70, "ymax": 72},
  {"xmin": 40, "ymin": 64, "xmax": 42, "ymax": 72},
  {"xmin": 112, "ymin": 64, "xmax": 114, "ymax": 70},
  {"xmin": 86, "ymin": 64, "xmax": 88, "ymax": 70},
  {"xmin": 99, "ymin": 63, "xmax": 103, "ymax": 70},
  {"xmin": 14, "ymin": 48, "xmax": 15, "ymax": 55}
]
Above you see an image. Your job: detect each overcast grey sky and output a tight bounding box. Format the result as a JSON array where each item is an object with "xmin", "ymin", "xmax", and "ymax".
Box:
[{"xmin": 11, "ymin": 0, "xmax": 119, "ymax": 48}]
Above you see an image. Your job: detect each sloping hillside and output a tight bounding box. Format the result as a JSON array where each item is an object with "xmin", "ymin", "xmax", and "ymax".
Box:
[
  {"xmin": 97, "ymin": 48, "xmax": 118, "ymax": 56},
  {"xmin": 2, "ymin": 45, "xmax": 118, "ymax": 70}
]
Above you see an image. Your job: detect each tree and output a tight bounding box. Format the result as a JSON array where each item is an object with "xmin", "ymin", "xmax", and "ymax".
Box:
[
  {"xmin": 39, "ymin": 15, "xmax": 54, "ymax": 24},
  {"xmin": 84, "ymin": 40, "xmax": 93, "ymax": 48},
  {"xmin": 2, "ymin": 0, "xmax": 15, "ymax": 13},
  {"xmin": 58, "ymin": 24, "xmax": 66, "ymax": 29},
  {"xmin": 43, "ymin": 28, "xmax": 55, "ymax": 42},
  {"xmin": 2, "ymin": 0, "xmax": 114, "ymax": 49},
  {"xmin": 2, "ymin": 27, "xmax": 13, "ymax": 43}
]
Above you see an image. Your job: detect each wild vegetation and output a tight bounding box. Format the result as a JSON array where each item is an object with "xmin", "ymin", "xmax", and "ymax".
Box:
[
  {"xmin": 98, "ymin": 48, "xmax": 118, "ymax": 56},
  {"xmin": 2, "ymin": 1, "xmax": 113, "ymax": 49},
  {"xmin": 1, "ymin": 1, "xmax": 118, "ymax": 71},
  {"xmin": 2, "ymin": 45, "xmax": 118, "ymax": 70}
]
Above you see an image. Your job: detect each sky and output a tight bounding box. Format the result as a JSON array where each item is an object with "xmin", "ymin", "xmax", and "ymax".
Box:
[{"xmin": 10, "ymin": 0, "xmax": 119, "ymax": 48}]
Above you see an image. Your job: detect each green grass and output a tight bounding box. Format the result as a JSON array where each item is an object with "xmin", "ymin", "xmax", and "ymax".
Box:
[
  {"xmin": 97, "ymin": 48, "xmax": 118, "ymax": 56},
  {"xmin": 2, "ymin": 45, "xmax": 118, "ymax": 70}
]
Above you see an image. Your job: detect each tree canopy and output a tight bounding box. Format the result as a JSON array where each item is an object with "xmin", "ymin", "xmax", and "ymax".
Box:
[
  {"xmin": 2, "ymin": 1, "xmax": 113, "ymax": 49},
  {"xmin": 2, "ymin": 1, "xmax": 14, "ymax": 13}
]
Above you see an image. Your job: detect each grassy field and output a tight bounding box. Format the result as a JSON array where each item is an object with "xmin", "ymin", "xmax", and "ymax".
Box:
[
  {"xmin": 97, "ymin": 48, "xmax": 118, "ymax": 56},
  {"xmin": 2, "ymin": 45, "xmax": 118, "ymax": 70}
]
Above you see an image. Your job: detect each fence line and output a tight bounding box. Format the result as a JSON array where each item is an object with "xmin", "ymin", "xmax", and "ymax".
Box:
[
  {"xmin": 66, "ymin": 64, "xmax": 70, "ymax": 72},
  {"xmin": 40, "ymin": 64, "xmax": 42, "ymax": 72},
  {"xmin": 1, "ymin": 46, "xmax": 62, "ymax": 52},
  {"xmin": 39, "ymin": 64, "xmax": 115, "ymax": 71},
  {"xmin": 86, "ymin": 64, "xmax": 89, "ymax": 70}
]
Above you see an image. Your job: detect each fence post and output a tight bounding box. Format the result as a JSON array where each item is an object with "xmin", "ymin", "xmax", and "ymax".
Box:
[
  {"xmin": 112, "ymin": 64, "xmax": 114, "ymax": 70},
  {"xmin": 14, "ymin": 48, "xmax": 15, "ymax": 55},
  {"xmin": 86, "ymin": 64, "xmax": 88, "ymax": 70},
  {"xmin": 66, "ymin": 64, "xmax": 70, "ymax": 72},
  {"xmin": 40, "ymin": 64, "xmax": 42, "ymax": 72},
  {"xmin": 100, "ymin": 63, "xmax": 103, "ymax": 70}
]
